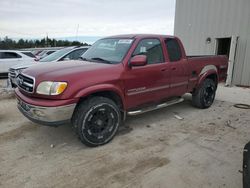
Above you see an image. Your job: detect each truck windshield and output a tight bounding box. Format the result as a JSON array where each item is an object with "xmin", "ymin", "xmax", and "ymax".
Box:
[
  {"xmin": 39, "ymin": 47, "xmax": 74, "ymax": 62},
  {"xmin": 81, "ymin": 38, "xmax": 134, "ymax": 64}
]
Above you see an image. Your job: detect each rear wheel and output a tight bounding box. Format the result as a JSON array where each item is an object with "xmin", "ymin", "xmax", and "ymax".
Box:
[
  {"xmin": 72, "ymin": 96, "xmax": 121, "ymax": 147},
  {"xmin": 192, "ymin": 78, "xmax": 216, "ymax": 109}
]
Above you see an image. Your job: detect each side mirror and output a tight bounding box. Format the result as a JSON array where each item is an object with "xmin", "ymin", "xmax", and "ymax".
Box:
[{"xmin": 130, "ymin": 55, "xmax": 147, "ymax": 67}]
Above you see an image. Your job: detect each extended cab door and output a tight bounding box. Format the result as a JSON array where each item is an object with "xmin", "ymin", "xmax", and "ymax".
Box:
[
  {"xmin": 165, "ymin": 38, "xmax": 189, "ymax": 96},
  {"xmin": 124, "ymin": 38, "xmax": 171, "ymax": 109}
]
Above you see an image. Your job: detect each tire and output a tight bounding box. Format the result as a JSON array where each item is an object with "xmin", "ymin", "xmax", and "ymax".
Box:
[
  {"xmin": 72, "ymin": 96, "xmax": 121, "ymax": 147},
  {"xmin": 192, "ymin": 78, "xmax": 216, "ymax": 109},
  {"xmin": 243, "ymin": 142, "xmax": 250, "ymax": 188}
]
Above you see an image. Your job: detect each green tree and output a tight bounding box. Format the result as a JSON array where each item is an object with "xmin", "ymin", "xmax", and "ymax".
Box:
[{"xmin": 0, "ymin": 36, "xmax": 89, "ymax": 49}]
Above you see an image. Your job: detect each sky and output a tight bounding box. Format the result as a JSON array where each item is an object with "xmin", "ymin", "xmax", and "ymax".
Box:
[{"xmin": 0, "ymin": 0, "xmax": 176, "ymax": 43}]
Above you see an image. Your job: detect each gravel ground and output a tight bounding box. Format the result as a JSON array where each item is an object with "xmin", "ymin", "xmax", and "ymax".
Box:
[
  {"xmin": 0, "ymin": 79, "xmax": 8, "ymax": 88},
  {"xmin": 0, "ymin": 83, "xmax": 250, "ymax": 188}
]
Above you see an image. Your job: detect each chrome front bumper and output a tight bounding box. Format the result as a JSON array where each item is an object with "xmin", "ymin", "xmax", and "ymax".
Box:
[{"xmin": 17, "ymin": 98, "xmax": 76, "ymax": 126}]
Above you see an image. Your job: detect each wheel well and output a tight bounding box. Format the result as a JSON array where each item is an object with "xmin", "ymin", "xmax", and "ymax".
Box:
[
  {"xmin": 78, "ymin": 90, "xmax": 124, "ymax": 112},
  {"xmin": 191, "ymin": 73, "xmax": 218, "ymax": 94}
]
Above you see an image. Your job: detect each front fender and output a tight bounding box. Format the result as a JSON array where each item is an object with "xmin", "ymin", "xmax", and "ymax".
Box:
[{"xmin": 74, "ymin": 84, "xmax": 125, "ymax": 107}]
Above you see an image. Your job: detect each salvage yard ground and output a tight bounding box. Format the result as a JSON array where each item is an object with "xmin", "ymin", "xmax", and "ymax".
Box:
[{"xmin": 0, "ymin": 79, "xmax": 249, "ymax": 188}]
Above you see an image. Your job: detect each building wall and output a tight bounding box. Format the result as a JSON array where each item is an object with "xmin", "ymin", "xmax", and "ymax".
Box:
[{"xmin": 174, "ymin": 0, "xmax": 250, "ymax": 86}]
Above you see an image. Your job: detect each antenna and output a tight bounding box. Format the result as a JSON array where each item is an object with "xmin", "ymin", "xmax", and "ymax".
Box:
[
  {"xmin": 75, "ymin": 24, "xmax": 79, "ymax": 41},
  {"xmin": 45, "ymin": 32, "xmax": 48, "ymax": 47}
]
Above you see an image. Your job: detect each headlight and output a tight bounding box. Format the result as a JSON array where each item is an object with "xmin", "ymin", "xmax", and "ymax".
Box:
[
  {"xmin": 36, "ymin": 81, "xmax": 67, "ymax": 95},
  {"xmin": 15, "ymin": 68, "xmax": 25, "ymax": 76}
]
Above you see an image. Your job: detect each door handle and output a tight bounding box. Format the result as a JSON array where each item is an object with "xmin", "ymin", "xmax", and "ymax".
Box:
[{"xmin": 171, "ymin": 67, "xmax": 176, "ymax": 70}]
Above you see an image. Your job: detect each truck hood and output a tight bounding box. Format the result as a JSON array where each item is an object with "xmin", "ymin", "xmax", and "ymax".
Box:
[
  {"xmin": 23, "ymin": 60, "xmax": 120, "ymax": 82},
  {"xmin": 11, "ymin": 61, "xmax": 37, "ymax": 70}
]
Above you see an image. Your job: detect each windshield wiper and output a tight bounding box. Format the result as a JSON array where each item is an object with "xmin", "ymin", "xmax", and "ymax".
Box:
[{"xmin": 91, "ymin": 57, "xmax": 112, "ymax": 64}]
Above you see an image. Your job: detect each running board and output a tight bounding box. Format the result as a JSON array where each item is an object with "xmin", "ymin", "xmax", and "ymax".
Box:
[{"xmin": 127, "ymin": 97, "xmax": 184, "ymax": 116}]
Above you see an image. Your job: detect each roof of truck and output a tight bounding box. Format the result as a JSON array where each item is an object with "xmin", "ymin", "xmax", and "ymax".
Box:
[{"xmin": 105, "ymin": 34, "xmax": 175, "ymax": 39}]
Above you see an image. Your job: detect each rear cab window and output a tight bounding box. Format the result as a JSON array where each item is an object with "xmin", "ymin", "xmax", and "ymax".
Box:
[
  {"xmin": 132, "ymin": 38, "xmax": 164, "ymax": 64},
  {"xmin": 165, "ymin": 38, "xmax": 182, "ymax": 62}
]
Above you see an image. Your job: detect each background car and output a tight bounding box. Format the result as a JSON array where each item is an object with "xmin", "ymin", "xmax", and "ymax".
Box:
[
  {"xmin": 0, "ymin": 50, "xmax": 35, "ymax": 78},
  {"xmin": 8, "ymin": 46, "xmax": 89, "ymax": 87},
  {"xmin": 35, "ymin": 50, "xmax": 57, "ymax": 61},
  {"xmin": 243, "ymin": 142, "xmax": 250, "ymax": 188}
]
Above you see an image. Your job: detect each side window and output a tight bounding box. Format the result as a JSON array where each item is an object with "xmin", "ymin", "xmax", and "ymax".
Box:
[
  {"xmin": 165, "ymin": 38, "xmax": 182, "ymax": 62},
  {"xmin": 21, "ymin": 52, "xmax": 35, "ymax": 58},
  {"xmin": 132, "ymin": 39, "xmax": 164, "ymax": 64},
  {"xmin": 65, "ymin": 49, "xmax": 87, "ymax": 60},
  {"xmin": 1, "ymin": 52, "xmax": 21, "ymax": 59},
  {"xmin": 0, "ymin": 52, "xmax": 3, "ymax": 59},
  {"xmin": 47, "ymin": 51, "xmax": 55, "ymax": 55}
]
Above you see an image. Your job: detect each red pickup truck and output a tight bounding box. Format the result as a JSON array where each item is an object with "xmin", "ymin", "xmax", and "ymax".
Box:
[{"xmin": 15, "ymin": 34, "xmax": 228, "ymax": 147}]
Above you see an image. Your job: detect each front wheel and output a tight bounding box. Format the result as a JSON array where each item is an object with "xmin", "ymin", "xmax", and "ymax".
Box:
[
  {"xmin": 72, "ymin": 96, "xmax": 121, "ymax": 147},
  {"xmin": 192, "ymin": 78, "xmax": 216, "ymax": 109}
]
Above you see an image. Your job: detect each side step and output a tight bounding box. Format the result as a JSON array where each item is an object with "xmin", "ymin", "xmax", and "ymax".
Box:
[{"xmin": 127, "ymin": 97, "xmax": 184, "ymax": 116}]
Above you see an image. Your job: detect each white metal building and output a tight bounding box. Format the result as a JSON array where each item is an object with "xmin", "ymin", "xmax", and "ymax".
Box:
[{"xmin": 174, "ymin": 0, "xmax": 250, "ymax": 86}]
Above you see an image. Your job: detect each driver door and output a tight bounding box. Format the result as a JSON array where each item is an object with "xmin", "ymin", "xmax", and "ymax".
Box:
[{"xmin": 124, "ymin": 38, "xmax": 171, "ymax": 109}]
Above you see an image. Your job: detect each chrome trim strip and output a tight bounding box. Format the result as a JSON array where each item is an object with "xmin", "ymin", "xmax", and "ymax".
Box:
[
  {"xmin": 171, "ymin": 81, "xmax": 188, "ymax": 87},
  {"xmin": 189, "ymin": 77, "xmax": 198, "ymax": 81},
  {"xmin": 17, "ymin": 73, "xmax": 36, "ymax": 93},
  {"xmin": 22, "ymin": 81, "xmax": 33, "ymax": 87},
  {"xmin": 127, "ymin": 84, "xmax": 170, "ymax": 96},
  {"xmin": 127, "ymin": 81, "xmax": 188, "ymax": 96}
]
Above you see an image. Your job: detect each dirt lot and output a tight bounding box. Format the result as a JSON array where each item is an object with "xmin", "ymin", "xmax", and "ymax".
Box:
[{"xmin": 0, "ymin": 81, "xmax": 250, "ymax": 188}]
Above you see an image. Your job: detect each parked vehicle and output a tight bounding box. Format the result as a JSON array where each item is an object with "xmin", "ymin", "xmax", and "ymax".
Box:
[
  {"xmin": 243, "ymin": 142, "xmax": 250, "ymax": 188},
  {"xmin": 8, "ymin": 46, "xmax": 89, "ymax": 87},
  {"xmin": 35, "ymin": 50, "xmax": 56, "ymax": 61},
  {"xmin": 20, "ymin": 51, "xmax": 36, "ymax": 58},
  {"xmin": 32, "ymin": 50, "xmax": 43, "ymax": 56},
  {"xmin": 15, "ymin": 34, "xmax": 228, "ymax": 147},
  {"xmin": 0, "ymin": 50, "xmax": 35, "ymax": 78},
  {"xmin": 30, "ymin": 47, "xmax": 64, "ymax": 56}
]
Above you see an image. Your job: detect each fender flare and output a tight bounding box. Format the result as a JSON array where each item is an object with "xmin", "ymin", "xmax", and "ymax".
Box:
[
  {"xmin": 74, "ymin": 84, "xmax": 125, "ymax": 109},
  {"xmin": 197, "ymin": 65, "xmax": 218, "ymax": 88}
]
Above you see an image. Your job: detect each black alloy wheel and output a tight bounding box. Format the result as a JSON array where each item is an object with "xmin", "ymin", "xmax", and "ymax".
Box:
[
  {"xmin": 192, "ymin": 78, "xmax": 216, "ymax": 109},
  {"xmin": 203, "ymin": 81, "xmax": 216, "ymax": 106},
  {"xmin": 72, "ymin": 97, "xmax": 121, "ymax": 147}
]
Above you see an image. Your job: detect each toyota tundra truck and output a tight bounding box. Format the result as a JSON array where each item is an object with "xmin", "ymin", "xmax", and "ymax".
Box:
[{"xmin": 15, "ymin": 34, "xmax": 228, "ymax": 147}]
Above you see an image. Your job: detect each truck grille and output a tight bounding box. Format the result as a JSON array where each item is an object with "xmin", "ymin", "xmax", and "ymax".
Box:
[
  {"xmin": 17, "ymin": 74, "xmax": 35, "ymax": 93},
  {"xmin": 9, "ymin": 68, "xmax": 17, "ymax": 78}
]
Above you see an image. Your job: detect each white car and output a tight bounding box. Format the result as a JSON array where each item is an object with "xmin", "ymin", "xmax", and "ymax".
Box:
[
  {"xmin": 35, "ymin": 50, "xmax": 56, "ymax": 61},
  {"xmin": 0, "ymin": 50, "xmax": 35, "ymax": 78},
  {"xmin": 8, "ymin": 46, "xmax": 89, "ymax": 87}
]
